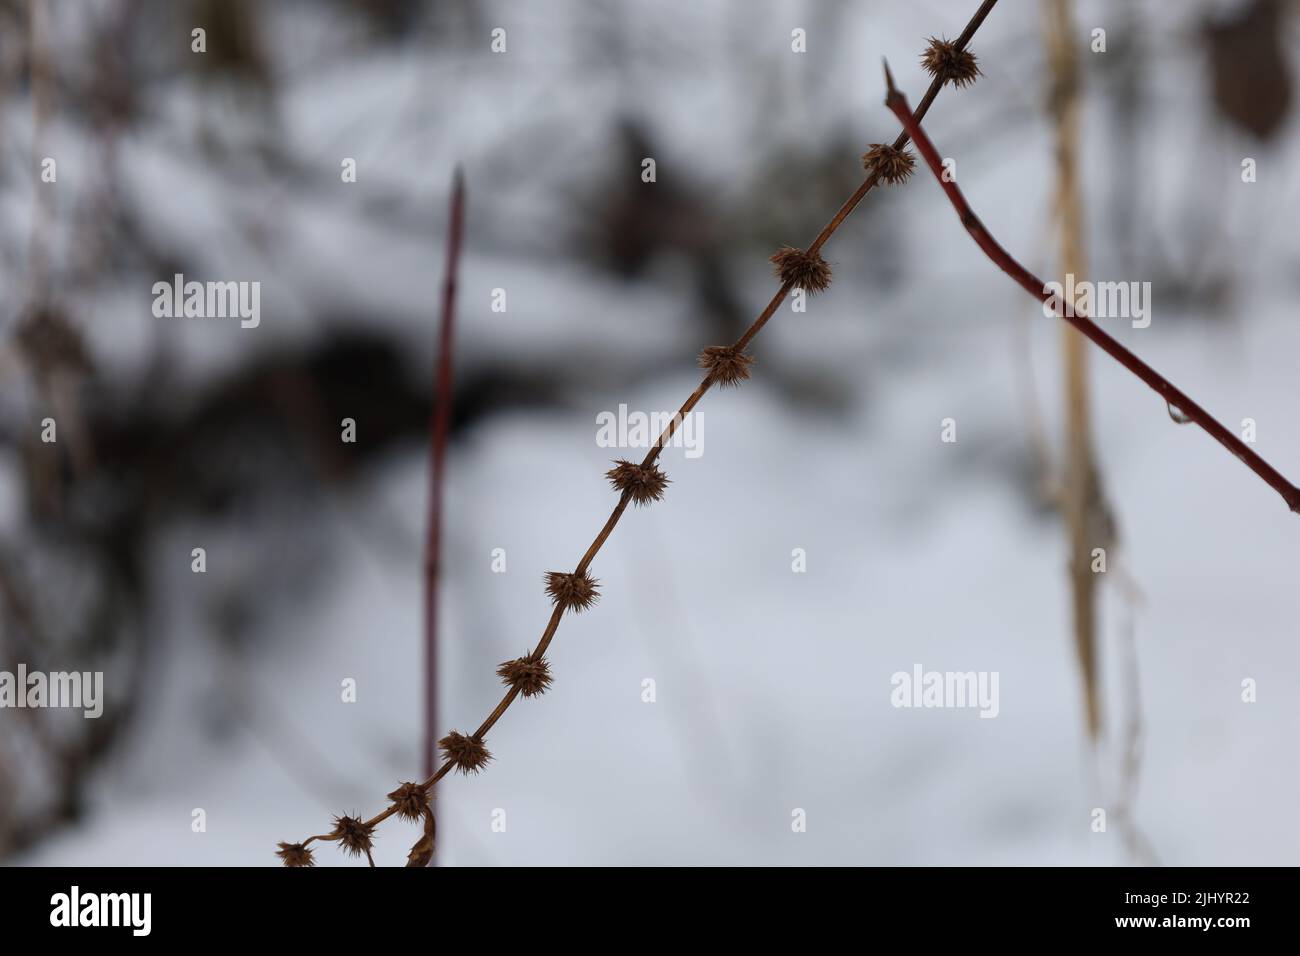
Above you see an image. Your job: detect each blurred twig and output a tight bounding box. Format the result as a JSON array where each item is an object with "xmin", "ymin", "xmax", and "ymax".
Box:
[{"xmin": 425, "ymin": 168, "xmax": 464, "ymax": 787}]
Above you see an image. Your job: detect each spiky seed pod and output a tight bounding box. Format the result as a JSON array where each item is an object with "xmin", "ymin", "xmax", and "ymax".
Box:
[
  {"xmin": 544, "ymin": 570, "xmax": 600, "ymax": 612},
  {"xmin": 920, "ymin": 37, "xmax": 981, "ymax": 88},
  {"xmin": 497, "ymin": 655, "xmax": 553, "ymax": 698},
  {"xmin": 606, "ymin": 459, "xmax": 670, "ymax": 506},
  {"xmin": 439, "ymin": 731, "xmax": 492, "ymax": 774},
  {"xmin": 698, "ymin": 345, "xmax": 755, "ymax": 387},
  {"xmin": 861, "ymin": 143, "xmax": 917, "ymax": 185},
  {"xmin": 770, "ymin": 246, "xmax": 832, "ymax": 294},
  {"xmin": 276, "ymin": 842, "xmax": 316, "ymax": 867},
  {"xmin": 330, "ymin": 815, "xmax": 376, "ymax": 858},
  {"xmin": 386, "ymin": 782, "xmax": 431, "ymax": 823}
]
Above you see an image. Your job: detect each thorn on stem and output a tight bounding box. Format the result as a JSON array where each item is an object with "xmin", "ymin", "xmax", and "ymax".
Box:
[{"xmin": 882, "ymin": 57, "xmax": 900, "ymax": 102}]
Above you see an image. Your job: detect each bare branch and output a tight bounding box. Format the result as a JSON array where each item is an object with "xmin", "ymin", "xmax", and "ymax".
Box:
[{"xmin": 882, "ymin": 63, "xmax": 1300, "ymax": 514}]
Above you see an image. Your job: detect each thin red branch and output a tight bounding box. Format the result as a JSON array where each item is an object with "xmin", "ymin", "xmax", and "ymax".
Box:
[
  {"xmin": 426, "ymin": 169, "xmax": 465, "ymax": 786},
  {"xmin": 882, "ymin": 62, "xmax": 1300, "ymax": 514}
]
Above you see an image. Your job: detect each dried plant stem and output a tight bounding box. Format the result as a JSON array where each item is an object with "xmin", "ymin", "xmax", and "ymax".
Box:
[
  {"xmin": 883, "ymin": 64, "xmax": 1300, "ymax": 514},
  {"xmin": 804, "ymin": 0, "xmax": 999, "ymax": 263},
  {"xmin": 443, "ymin": 0, "xmax": 1002, "ymax": 776},
  {"xmin": 1045, "ymin": 0, "xmax": 1107, "ymax": 741},
  {"xmin": 423, "ymin": 168, "xmax": 465, "ymax": 783},
  {"xmin": 281, "ymin": 0, "xmax": 1003, "ymax": 865}
]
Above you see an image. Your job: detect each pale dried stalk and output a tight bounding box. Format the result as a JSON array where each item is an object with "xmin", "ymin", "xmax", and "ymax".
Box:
[{"xmin": 1045, "ymin": 0, "xmax": 1108, "ymax": 741}]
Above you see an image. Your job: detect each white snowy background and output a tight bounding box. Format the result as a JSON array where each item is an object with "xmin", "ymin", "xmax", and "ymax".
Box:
[{"xmin": 4, "ymin": 0, "xmax": 1300, "ymax": 865}]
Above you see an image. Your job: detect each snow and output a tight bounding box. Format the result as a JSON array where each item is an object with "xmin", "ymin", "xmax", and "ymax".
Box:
[{"xmin": 11, "ymin": 0, "xmax": 1300, "ymax": 865}]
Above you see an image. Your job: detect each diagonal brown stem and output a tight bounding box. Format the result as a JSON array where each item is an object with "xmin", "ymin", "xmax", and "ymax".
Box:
[
  {"xmin": 882, "ymin": 62, "xmax": 1300, "ymax": 514},
  {"xmin": 287, "ymin": 0, "xmax": 1004, "ymax": 861}
]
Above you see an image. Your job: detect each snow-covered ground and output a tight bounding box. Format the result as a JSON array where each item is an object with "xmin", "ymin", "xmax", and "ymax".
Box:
[
  {"xmin": 10, "ymin": 0, "xmax": 1300, "ymax": 865},
  {"xmin": 22, "ymin": 300, "xmax": 1300, "ymax": 866}
]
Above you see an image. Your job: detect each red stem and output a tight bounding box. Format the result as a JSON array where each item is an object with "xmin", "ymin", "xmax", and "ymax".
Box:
[
  {"xmin": 882, "ymin": 63, "xmax": 1300, "ymax": 514},
  {"xmin": 426, "ymin": 169, "xmax": 466, "ymax": 786}
]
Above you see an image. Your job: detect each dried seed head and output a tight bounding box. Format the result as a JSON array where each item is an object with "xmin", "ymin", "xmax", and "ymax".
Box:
[
  {"xmin": 497, "ymin": 655, "xmax": 553, "ymax": 698},
  {"xmin": 920, "ymin": 37, "xmax": 981, "ymax": 89},
  {"xmin": 276, "ymin": 842, "xmax": 315, "ymax": 867},
  {"xmin": 386, "ymin": 781, "xmax": 431, "ymax": 822},
  {"xmin": 439, "ymin": 731, "xmax": 492, "ymax": 774},
  {"xmin": 606, "ymin": 459, "xmax": 670, "ymax": 506},
  {"xmin": 770, "ymin": 246, "xmax": 832, "ymax": 294},
  {"xmin": 544, "ymin": 570, "xmax": 600, "ymax": 612},
  {"xmin": 330, "ymin": 815, "xmax": 376, "ymax": 858},
  {"xmin": 862, "ymin": 143, "xmax": 917, "ymax": 185},
  {"xmin": 698, "ymin": 345, "xmax": 755, "ymax": 387}
]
